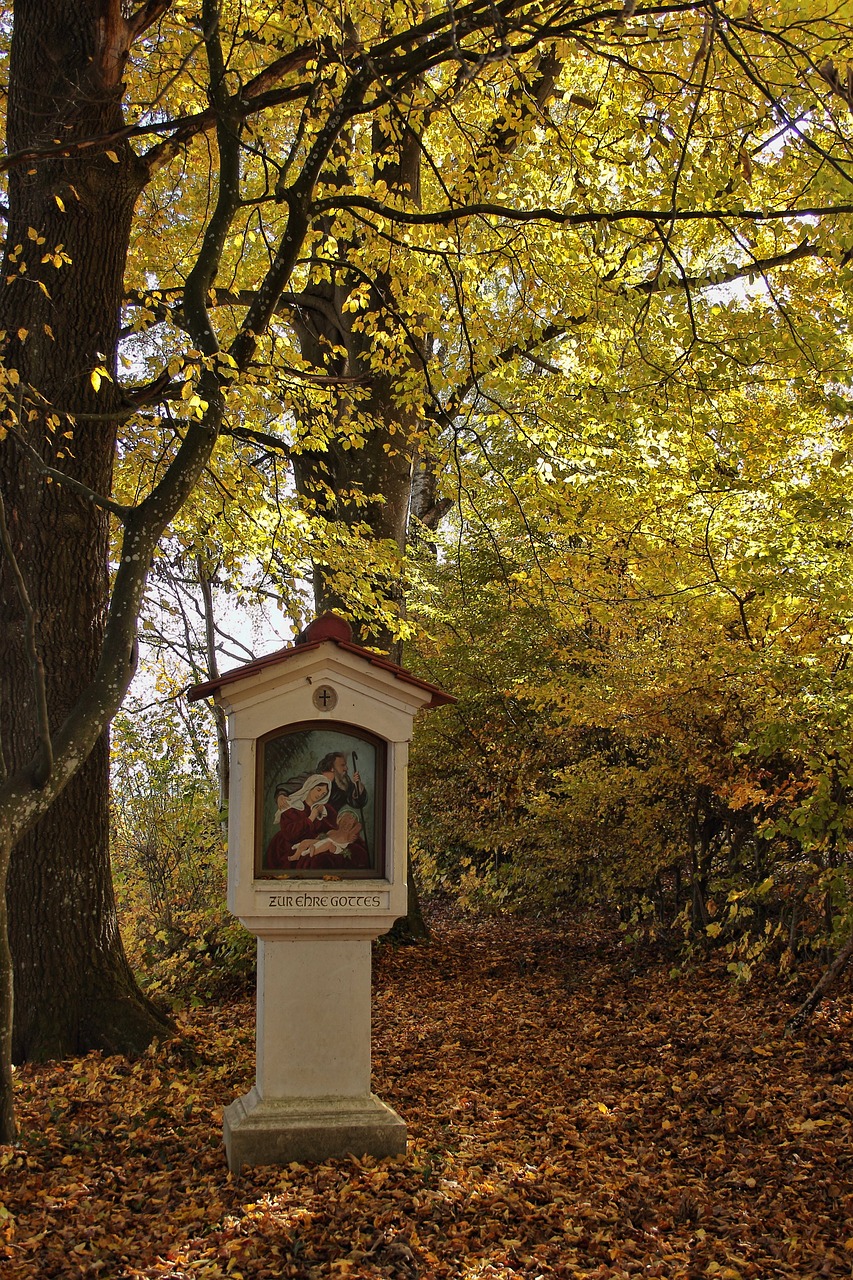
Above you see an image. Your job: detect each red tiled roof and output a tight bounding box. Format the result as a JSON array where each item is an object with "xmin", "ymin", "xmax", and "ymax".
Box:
[{"xmin": 187, "ymin": 612, "xmax": 454, "ymax": 708}]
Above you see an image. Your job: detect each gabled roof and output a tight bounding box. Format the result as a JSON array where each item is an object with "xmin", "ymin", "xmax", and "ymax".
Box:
[{"xmin": 187, "ymin": 612, "xmax": 455, "ymax": 708}]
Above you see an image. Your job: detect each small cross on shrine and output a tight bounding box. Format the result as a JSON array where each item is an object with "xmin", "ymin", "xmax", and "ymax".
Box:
[{"xmin": 312, "ymin": 683, "xmax": 337, "ymax": 711}]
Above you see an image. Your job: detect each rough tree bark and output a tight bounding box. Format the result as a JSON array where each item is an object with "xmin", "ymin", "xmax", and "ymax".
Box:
[
  {"xmin": 0, "ymin": 0, "xmax": 172, "ymax": 1061},
  {"xmin": 0, "ymin": 836, "xmax": 13, "ymax": 1139}
]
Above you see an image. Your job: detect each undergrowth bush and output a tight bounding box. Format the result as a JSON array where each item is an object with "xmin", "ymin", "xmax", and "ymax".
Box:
[
  {"xmin": 408, "ymin": 555, "xmax": 853, "ymax": 983},
  {"xmin": 111, "ymin": 701, "xmax": 255, "ymax": 1007}
]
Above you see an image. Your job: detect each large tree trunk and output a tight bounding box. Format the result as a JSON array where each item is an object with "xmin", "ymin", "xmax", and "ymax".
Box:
[
  {"xmin": 289, "ymin": 97, "xmax": 429, "ymax": 941},
  {"xmin": 0, "ymin": 0, "xmax": 172, "ymax": 1061},
  {"xmin": 8, "ymin": 751, "xmax": 170, "ymax": 1061},
  {"xmin": 291, "ymin": 355, "xmax": 415, "ymax": 644},
  {"xmin": 290, "ymin": 264, "xmax": 418, "ymax": 644},
  {"xmin": 0, "ymin": 834, "xmax": 14, "ymax": 1140}
]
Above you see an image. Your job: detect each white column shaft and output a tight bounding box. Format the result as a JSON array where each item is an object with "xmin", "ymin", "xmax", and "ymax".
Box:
[{"xmin": 255, "ymin": 937, "xmax": 372, "ymax": 1098}]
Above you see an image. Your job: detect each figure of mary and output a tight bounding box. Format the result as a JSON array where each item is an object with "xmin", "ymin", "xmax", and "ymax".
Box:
[
  {"xmin": 265, "ymin": 774, "xmax": 336, "ymax": 870},
  {"xmin": 265, "ymin": 772, "xmax": 371, "ymax": 871}
]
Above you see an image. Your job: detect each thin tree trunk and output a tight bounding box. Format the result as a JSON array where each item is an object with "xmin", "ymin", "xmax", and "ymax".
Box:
[
  {"xmin": 389, "ymin": 848, "xmax": 430, "ymax": 942},
  {"xmin": 786, "ymin": 928, "xmax": 853, "ymax": 1035},
  {"xmin": 0, "ymin": 836, "xmax": 14, "ymax": 1143},
  {"xmin": 198, "ymin": 558, "xmax": 231, "ymax": 812}
]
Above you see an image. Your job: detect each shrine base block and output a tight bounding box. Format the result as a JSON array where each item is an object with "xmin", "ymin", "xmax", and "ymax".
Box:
[{"xmin": 224, "ymin": 1088, "xmax": 407, "ymax": 1172}]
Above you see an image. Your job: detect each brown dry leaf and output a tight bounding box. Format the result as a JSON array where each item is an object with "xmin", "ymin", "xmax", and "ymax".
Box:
[{"xmin": 1, "ymin": 910, "xmax": 851, "ymax": 1278}]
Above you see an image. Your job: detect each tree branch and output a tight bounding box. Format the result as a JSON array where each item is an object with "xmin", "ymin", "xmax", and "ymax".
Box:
[
  {"xmin": 121, "ymin": 286, "xmax": 348, "ymax": 338},
  {"xmin": 314, "ymin": 194, "xmax": 853, "ymax": 229},
  {"xmin": 786, "ymin": 927, "xmax": 853, "ymax": 1034},
  {"xmin": 220, "ymin": 424, "xmax": 293, "ymax": 457},
  {"xmin": 179, "ymin": 0, "xmax": 243, "ymax": 359},
  {"xmin": 128, "ymin": 0, "xmax": 173, "ymax": 40},
  {"xmin": 0, "ymin": 66, "xmax": 313, "ymax": 178},
  {"xmin": 635, "ymin": 238, "xmax": 824, "ymax": 295}
]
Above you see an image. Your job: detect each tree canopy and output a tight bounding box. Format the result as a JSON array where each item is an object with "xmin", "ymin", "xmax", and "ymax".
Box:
[{"xmin": 3, "ymin": 0, "xmax": 853, "ymax": 1141}]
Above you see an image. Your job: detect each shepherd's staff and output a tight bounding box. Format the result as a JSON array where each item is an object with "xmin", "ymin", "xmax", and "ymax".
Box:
[{"xmin": 351, "ymin": 750, "xmax": 371, "ymax": 865}]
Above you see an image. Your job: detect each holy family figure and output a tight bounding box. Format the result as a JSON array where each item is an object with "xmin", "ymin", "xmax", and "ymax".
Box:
[{"xmin": 260, "ymin": 733, "xmax": 379, "ymax": 874}]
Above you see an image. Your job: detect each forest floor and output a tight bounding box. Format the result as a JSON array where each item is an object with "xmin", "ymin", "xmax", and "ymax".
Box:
[{"xmin": 2, "ymin": 907, "xmax": 852, "ymax": 1280}]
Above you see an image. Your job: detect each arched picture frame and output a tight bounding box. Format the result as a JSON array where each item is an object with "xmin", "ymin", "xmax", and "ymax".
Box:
[{"xmin": 254, "ymin": 721, "xmax": 387, "ymax": 879}]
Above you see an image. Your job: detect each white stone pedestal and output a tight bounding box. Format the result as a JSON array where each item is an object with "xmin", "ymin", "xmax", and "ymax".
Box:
[
  {"xmin": 188, "ymin": 613, "xmax": 453, "ymax": 1174},
  {"xmin": 224, "ymin": 935, "xmax": 406, "ymax": 1172}
]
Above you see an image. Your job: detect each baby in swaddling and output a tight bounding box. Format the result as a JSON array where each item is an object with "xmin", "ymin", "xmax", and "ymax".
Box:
[{"xmin": 291, "ymin": 807, "xmax": 363, "ymax": 860}]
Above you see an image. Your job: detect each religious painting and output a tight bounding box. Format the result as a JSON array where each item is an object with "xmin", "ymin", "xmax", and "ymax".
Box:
[{"xmin": 255, "ymin": 722, "xmax": 386, "ymax": 879}]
